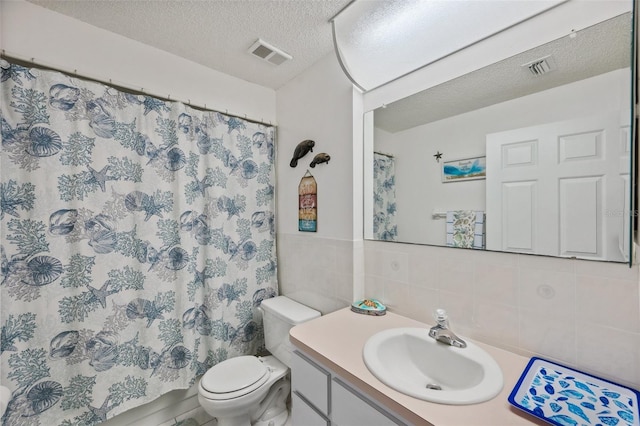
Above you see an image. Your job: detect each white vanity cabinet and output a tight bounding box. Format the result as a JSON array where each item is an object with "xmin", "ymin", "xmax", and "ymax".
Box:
[
  {"xmin": 291, "ymin": 350, "xmax": 407, "ymax": 426},
  {"xmin": 291, "ymin": 350, "xmax": 330, "ymax": 425}
]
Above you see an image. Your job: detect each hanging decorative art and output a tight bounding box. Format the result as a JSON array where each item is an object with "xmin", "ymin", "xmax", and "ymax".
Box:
[
  {"xmin": 442, "ymin": 156, "xmax": 486, "ymax": 182},
  {"xmin": 298, "ymin": 170, "xmax": 317, "ymax": 232}
]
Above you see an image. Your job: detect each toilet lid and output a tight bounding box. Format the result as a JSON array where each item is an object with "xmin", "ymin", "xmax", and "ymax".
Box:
[{"xmin": 201, "ymin": 356, "xmax": 269, "ymax": 395}]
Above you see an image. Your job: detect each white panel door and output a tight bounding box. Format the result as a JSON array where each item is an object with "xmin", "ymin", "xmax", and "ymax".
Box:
[{"xmin": 486, "ymin": 113, "xmax": 627, "ymax": 261}]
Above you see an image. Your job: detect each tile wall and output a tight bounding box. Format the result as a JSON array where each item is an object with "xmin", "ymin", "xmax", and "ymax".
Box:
[
  {"xmin": 363, "ymin": 241, "xmax": 640, "ymax": 390},
  {"xmin": 277, "ymin": 233, "xmax": 354, "ymax": 315}
]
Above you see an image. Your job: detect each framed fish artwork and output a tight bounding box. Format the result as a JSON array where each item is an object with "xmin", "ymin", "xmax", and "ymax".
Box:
[{"xmin": 442, "ymin": 156, "xmax": 486, "ymax": 182}]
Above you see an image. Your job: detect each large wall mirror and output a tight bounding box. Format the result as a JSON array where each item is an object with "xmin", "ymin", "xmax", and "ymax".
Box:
[{"xmin": 364, "ymin": 8, "xmax": 635, "ymax": 263}]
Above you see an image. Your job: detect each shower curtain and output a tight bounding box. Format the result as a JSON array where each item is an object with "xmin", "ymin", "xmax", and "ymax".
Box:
[
  {"xmin": 373, "ymin": 153, "xmax": 397, "ymax": 241},
  {"xmin": 0, "ymin": 59, "xmax": 278, "ymax": 425}
]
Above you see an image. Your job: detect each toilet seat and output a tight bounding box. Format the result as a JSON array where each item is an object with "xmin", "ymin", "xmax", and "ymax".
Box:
[{"xmin": 200, "ymin": 356, "xmax": 270, "ymax": 400}]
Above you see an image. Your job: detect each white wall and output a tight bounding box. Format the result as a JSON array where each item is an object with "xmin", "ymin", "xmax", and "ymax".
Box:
[
  {"xmin": 275, "ymin": 53, "xmax": 356, "ymax": 314},
  {"xmin": 384, "ymin": 69, "xmax": 630, "ymax": 245},
  {"xmin": 1, "ymin": 0, "xmax": 276, "ymax": 123},
  {"xmin": 276, "ymin": 54, "xmax": 355, "ymax": 240}
]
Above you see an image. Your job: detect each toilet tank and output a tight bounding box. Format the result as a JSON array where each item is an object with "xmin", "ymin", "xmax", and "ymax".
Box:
[{"xmin": 260, "ymin": 296, "xmax": 320, "ymax": 367}]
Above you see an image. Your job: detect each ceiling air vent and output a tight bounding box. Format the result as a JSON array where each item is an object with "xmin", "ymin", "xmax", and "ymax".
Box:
[
  {"xmin": 248, "ymin": 39, "xmax": 292, "ymax": 65},
  {"xmin": 522, "ymin": 55, "xmax": 557, "ymax": 76}
]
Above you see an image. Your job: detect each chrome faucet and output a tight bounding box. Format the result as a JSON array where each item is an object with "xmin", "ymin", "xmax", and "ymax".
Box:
[{"xmin": 428, "ymin": 309, "xmax": 467, "ymax": 348}]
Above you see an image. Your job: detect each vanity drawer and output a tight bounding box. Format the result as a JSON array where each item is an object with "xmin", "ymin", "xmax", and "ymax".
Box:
[
  {"xmin": 331, "ymin": 378, "xmax": 405, "ymax": 426},
  {"xmin": 292, "ymin": 350, "xmax": 330, "ymax": 415},
  {"xmin": 292, "ymin": 391, "xmax": 330, "ymax": 426}
]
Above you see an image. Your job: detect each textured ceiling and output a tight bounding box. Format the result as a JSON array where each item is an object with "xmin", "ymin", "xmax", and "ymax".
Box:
[
  {"xmin": 25, "ymin": 0, "xmax": 352, "ymax": 89},
  {"xmin": 375, "ymin": 12, "xmax": 632, "ymax": 133},
  {"xmin": 22, "ymin": 1, "xmax": 632, "ymax": 123}
]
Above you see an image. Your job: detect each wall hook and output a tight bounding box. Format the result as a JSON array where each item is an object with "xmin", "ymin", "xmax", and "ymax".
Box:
[{"xmin": 434, "ymin": 151, "xmax": 443, "ymax": 162}]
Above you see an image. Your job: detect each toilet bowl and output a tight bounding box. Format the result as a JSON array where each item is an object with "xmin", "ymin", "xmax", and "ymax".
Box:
[
  {"xmin": 197, "ymin": 296, "xmax": 320, "ymax": 426},
  {"xmin": 198, "ymin": 355, "xmax": 288, "ymax": 426}
]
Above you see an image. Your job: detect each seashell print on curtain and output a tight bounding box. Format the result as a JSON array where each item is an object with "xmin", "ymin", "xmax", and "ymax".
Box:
[
  {"xmin": 0, "ymin": 59, "xmax": 278, "ymax": 425},
  {"xmin": 373, "ymin": 153, "xmax": 397, "ymax": 241}
]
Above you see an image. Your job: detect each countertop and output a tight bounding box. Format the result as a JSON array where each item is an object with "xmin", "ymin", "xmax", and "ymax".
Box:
[{"xmin": 289, "ymin": 308, "xmax": 547, "ymax": 426}]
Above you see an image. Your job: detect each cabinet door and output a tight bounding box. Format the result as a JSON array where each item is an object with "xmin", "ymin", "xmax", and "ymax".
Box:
[
  {"xmin": 292, "ymin": 350, "xmax": 330, "ymax": 415},
  {"xmin": 332, "ymin": 378, "xmax": 406, "ymax": 426},
  {"xmin": 292, "ymin": 391, "xmax": 330, "ymax": 426}
]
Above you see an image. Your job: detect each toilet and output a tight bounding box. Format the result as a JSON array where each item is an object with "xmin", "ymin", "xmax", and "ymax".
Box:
[{"xmin": 198, "ymin": 296, "xmax": 320, "ymax": 426}]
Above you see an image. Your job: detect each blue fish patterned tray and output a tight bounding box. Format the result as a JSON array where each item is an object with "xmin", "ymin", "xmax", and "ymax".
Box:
[{"xmin": 508, "ymin": 357, "xmax": 640, "ymax": 426}]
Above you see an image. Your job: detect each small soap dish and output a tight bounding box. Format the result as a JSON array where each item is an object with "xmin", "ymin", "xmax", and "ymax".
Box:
[{"xmin": 351, "ymin": 299, "xmax": 386, "ymax": 316}]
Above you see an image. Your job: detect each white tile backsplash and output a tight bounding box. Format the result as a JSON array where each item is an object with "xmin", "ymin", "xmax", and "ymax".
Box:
[
  {"xmin": 437, "ymin": 256, "xmax": 475, "ymax": 294},
  {"xmin": 278, "ymin": 236, "xmax": 640, "ymax": 389},
  {"xmin": 277, "ymin": 233, "xmax": 351, "ymax": 315},
  {"xmin": 576, "ymin": 323, "xmax": 640, "ymax": 388},
  {"xmin": 518, "ymin": 268, "xmax": 576, "ymax": 320},
  {"xmin": 472, "ymin": 300, "xmax": 519, "ymax": 349},
  {"xmin": 576, "ymin": 275, "xmax": 640, "ymax": 332},
  {"xmin": 402, "ymin": 285, "xmax": 439, "ymax": 324},
  {"xmin": 363, "ymin": 241, "xmax": 640, "ymax": 390},
  {"xmin": 519, "ymin": 307, "xmax": 577, "ymax": 365},
  {"xmin": 474, "ymin": 263, "xmax": 518, "ymax": 306}
]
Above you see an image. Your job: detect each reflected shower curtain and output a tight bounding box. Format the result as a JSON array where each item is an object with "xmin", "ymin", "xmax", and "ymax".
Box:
[
  {"xmin": 0, "ymin": 59, "xmax": 278, "ymax": 425},
  {"xmin": 373, "ymin": 153, "xmax": 397, "ymax": 241}
]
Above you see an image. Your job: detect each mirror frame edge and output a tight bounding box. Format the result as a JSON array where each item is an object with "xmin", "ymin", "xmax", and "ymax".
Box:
[{"xmin": 630, "ymin": 0, "xmax": 638, "ymax": 268}]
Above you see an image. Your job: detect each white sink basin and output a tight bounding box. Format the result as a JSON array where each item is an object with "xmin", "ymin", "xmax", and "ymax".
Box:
[{"xmin": 363, "ymin": 327, "xmax": 503, "ymax": 405}]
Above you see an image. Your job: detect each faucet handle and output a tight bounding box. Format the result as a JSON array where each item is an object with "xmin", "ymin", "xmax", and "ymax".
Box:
[{"xmin": 433, "ymin": 309, "xmax": 449, "ymax": 327}]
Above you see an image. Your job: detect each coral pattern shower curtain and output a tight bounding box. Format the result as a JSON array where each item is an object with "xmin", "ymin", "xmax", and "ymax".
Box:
[
  {"xmin": 373, "ymin": 153, "xmax": 397, "ymax": 241},
  {"xmin": 0, "ymin": 59, "xmax": 278, "ymax": 425}
]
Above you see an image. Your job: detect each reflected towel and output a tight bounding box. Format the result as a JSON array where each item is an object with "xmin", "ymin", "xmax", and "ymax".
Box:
[{"xmin": 446, "ymin": 210, "xmax": 485, "ymax": 249}]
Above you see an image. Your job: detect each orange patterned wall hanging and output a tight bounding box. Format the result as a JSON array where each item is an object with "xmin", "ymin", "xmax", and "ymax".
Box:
[{"xmin": 298, "ymin": 170, "xmax": 317, "ymax": 232}]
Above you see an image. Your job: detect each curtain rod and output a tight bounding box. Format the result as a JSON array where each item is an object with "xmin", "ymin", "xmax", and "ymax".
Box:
[
  {"xmin": 1, "ymin": 50, "xmax": 275, "ymax": 128},
  {"xmin": 374, "ymin": 151, "xmax": 394, "ymax": 158}
]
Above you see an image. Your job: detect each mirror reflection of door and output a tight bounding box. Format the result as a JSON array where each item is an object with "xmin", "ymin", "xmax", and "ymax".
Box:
[{"xmin": 486, "ymin": 111, "xmax": 630, "ymax": 262}]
